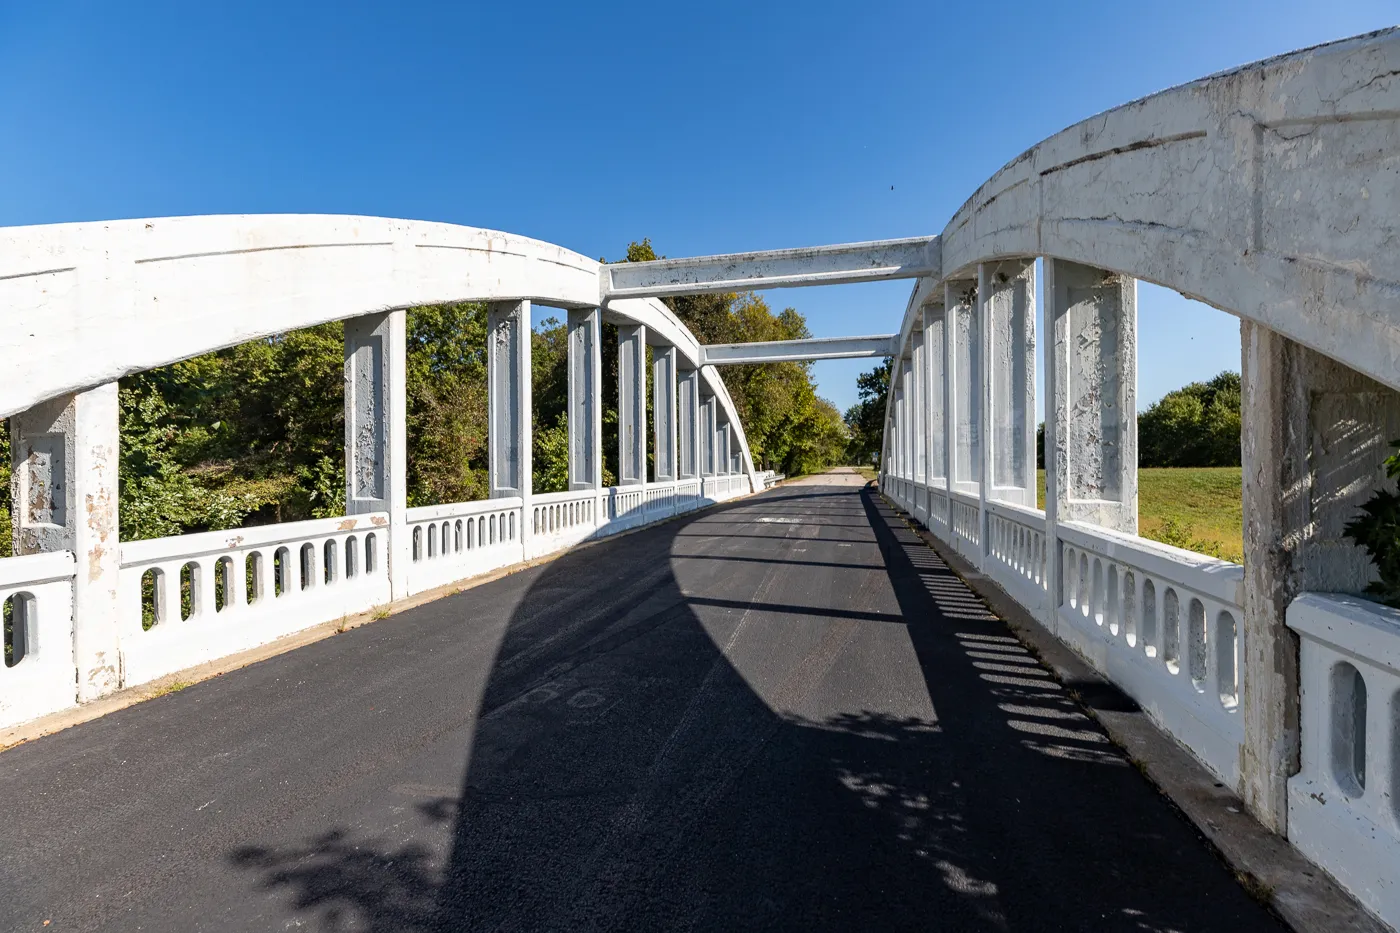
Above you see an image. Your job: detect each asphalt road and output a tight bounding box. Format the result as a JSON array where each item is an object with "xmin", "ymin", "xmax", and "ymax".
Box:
[{"xmin": 0, "ymin": 471, "xmax": 1284, "ymax": 931}]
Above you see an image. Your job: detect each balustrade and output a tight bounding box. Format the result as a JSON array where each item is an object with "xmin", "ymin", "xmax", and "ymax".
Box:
[
  {"xmin": 0, "ymin": 552, "xmax": 77, "ymax": 729},
  {"xmin": 1287, "ymin": 594, "xmax": 1400, "ymax": 924},
  {"xmin": 119, "ymin": 514, "xmax": 392, "ymax": 688}
]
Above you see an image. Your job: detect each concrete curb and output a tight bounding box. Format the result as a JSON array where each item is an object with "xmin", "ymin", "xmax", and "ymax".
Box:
[{"xmin": 878, "ymin": 488, "xmax": 1390, "ymax": 933}]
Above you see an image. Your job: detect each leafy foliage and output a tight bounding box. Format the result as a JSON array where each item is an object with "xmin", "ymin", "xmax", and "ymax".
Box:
[
  {"xmin": 843, "ymin": 360, "xmax": 891, "ymax": 467},
  {"xmin": 1138, "ymin": 371, "xmax": 1241, "ymax": 468},
  {"xmin": 1344, "ymin": 440, "xmax": 1400, "ymax": 608}
]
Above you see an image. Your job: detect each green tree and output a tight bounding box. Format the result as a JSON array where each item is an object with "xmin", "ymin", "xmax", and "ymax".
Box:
[
  {"xmin": 844, "ymin": 359, "xmax": 891, "ymax": 467},
  {"xmin": 1138, "ymin": 371, "xmax": 1241, "ymax": 468}
]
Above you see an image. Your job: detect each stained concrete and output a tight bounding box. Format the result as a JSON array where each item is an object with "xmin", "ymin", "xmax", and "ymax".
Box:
[{"xmin": 0, "ymin": 472, "xmax": 1283, "ymax": 932}]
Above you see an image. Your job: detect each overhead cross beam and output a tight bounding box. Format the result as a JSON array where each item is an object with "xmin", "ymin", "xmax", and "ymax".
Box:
[
  {"xmin": 700, "ymin": 334, "xmax": 896, "ymax": 365},
  {"xmin": 601, "ymin": 236, "xmax": 941, "ymax": 300}
]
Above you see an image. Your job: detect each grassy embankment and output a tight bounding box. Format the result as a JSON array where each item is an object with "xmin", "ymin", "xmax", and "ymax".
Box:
[{"xmin": 1037, "ymin": 467, "xmax": 1243, "ymax": 563}]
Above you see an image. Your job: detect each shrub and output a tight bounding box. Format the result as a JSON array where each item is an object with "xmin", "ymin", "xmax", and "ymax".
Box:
[{"xmin": 1344, "ymin": 440, "xmax": 1400, "ymax": 608}]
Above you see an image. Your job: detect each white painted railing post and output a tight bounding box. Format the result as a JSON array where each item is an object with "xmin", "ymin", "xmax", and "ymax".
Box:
[
  {"xmin": 344, "ymin": 310, "xmax": 408, "ymax": 598},
  {"xmin": 488, "ymin": 301, "xmax": 531, "ymax": 553},
  {"xmin": 10, "ymin": 384, "xmax": 121, "ymax": 700},
  {"xmin": 1045, "ymin": 260, "xmax": 1138, "ymax": 632},
  {"xmin": 617, "ymin": 325, "xmax": 647, "ymax": 499}
]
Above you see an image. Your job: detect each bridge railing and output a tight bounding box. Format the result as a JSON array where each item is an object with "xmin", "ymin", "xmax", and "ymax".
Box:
[
  {"xmin": 118, "ymin": 513, "xmax": 394, "ymax": 689},
  {"xmin": 0, "ymin": 552, "xmax": 77, "ymax": 729},
  {"xmin": 1056, "ymin": 520, "xmax": 1245, "ymax": 787},
  {"xmin": 1287, "ymin": 593, "xmax": 1400, "ymax": 921},
  {"xmin": 406, "ymin": 499, "xmax": 524, "ymax": 595}
]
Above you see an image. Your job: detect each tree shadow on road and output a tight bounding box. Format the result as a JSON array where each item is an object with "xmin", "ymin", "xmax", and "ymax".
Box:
[{"xmin": 228, "ymin": 486, "xmax": 1282, "ymax": 932}]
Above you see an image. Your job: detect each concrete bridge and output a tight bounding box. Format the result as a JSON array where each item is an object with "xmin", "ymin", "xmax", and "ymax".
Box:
[{"xmin": 1, "ymin": 28, "xmax": 1398, "ymax": 931}]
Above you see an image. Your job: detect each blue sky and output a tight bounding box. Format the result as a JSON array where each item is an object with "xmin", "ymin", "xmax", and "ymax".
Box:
[{"xmin": 1, "ymin": 1, "xmax": 1392, "ymax": 415}]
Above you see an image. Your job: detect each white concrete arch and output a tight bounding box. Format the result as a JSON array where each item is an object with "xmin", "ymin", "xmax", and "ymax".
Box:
[
  {"xmin": 935, "ymin": 27, "xmax": 1400, "ymax": 392},
  {"xmin": 0, "ymin": 213, "xmax": 758, "ymax": 487}
]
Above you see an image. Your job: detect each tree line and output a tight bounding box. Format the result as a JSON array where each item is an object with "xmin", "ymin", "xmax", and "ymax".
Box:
[{"xmin": 0, "ymin": 239, "xmax": 850, "ymax": 553}]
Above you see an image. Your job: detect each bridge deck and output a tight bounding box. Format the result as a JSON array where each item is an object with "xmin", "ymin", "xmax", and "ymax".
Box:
[{"xmin": 0, "ymin": 471, "xmax": 1281, "ymax": 931}]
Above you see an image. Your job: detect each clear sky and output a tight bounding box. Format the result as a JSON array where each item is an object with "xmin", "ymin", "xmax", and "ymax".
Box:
[{"xmin": 1, "ymin": 1, "xmax": 1392, "ymax": 414}]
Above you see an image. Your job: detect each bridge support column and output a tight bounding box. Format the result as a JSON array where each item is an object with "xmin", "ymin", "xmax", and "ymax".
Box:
[
  {"xmin": 617, "ymin": 324, "xmax": 647, "ymax": 489},
  {"xmin": 1043, "ymin": 261, "xmax": 1136, "ymax": 633},
  {"xmin": 1238, "ymin": 323, "xmax": 1400, "ymax": 832},
  {"xmin": 10, "ymin": 384, "xmax": 121, "ymax": 700},
  {"xmin": 923, "ymin": 299, "xmax": 948, "ymax": 526},
  {"xmin": 1044, "ymin": 260, "xmax": 1137, "ymax": 533},
  {"xmin": 912, "ymin": 326, "xmax": 926, "ymax": 492},
  {"xmin": 945, "ymin": 279, "xmax": 980, "ymax": 556},
  {"xmin": 893, "ymin": 368, "xmax": 907, "ymax": 483},
  {"xmin": 700, "ymin": 393, "xmax": 717, "ymax": 497},
  {"xmin": 653, "ymin": 345, "xmax": 677, "ymax": 485},
  {"xmin": 567, "ymin": 308, "xmax": 603, "ymax": 494},
  {"xmin": 489, "ymin": 302, "xmax": 532, "ymax": 551},
  {"xmin": 344, "ymin": 310, "xmax": 408, "ymax": 599},
  {"xmin": 678, "ymin": 368, "xmax": 700, "ymax": 482},
  {"xmin": 979, "ymin": 260, "xmax": 1037, "ymax": 564}
]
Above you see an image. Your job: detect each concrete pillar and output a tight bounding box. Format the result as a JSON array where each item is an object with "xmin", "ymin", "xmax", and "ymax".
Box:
[
  {"xmin": 678, "ymin": 368, "xmax": 700, "ymax": 479},
  {"xmin": 901, "ymin": 363, "xmax": 912, "ymax": 479},
  {"xmin": 924, "ymin": 301, "xmax": 947, "ymax": 484},
  {"xmin": 567, "ymin": 308, "xmax": 603, "ymax": 492},
  {"xmin": 1239, "ymin": 322, "xmax": 1400, "ymax": 831},
  {"xmin": 907, "ymin": 357, "xmax": 918, "ymax": 479},
  {"xmin": 912, "ymin": 327, "xmax": 927, "ymax": 485},
  {"xmin": 980, "ymin": 260, "xmax": 1037, "ymax": 512},
  {"xmin": 617, "ymin": 324, "xmax": 646, "ymax": 486},
  {"xmin": 11, "ymin": 384, "xmax": 121, "ymax": 700},
  {"xmin": 488, "ymin": 301, "xmax": 532, "ymax": 503},
  {"xmin": 700, "ymin": 394, "xmax": 716, "ymax": 477},
  {"xmin": 1045, "ymin": 259, "xmax": 1137, "ymax": 532},
  {"xmin": 945, "ymin": 279, "xmax": 980, "ymax": 496},
  {"xmin": 652, "ymin": 345, "xmax": 677, "ymax": 483},
  {"xmin": 345, "ymin": 310, "xmax": 409, "ymax": 597},
  {"xmin": 718, "ymin": 420, "xmax": 730, "ymax": 476}
]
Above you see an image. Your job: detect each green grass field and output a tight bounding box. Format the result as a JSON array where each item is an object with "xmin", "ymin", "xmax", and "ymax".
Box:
[{"xmin": 1037, "ymin": 467, "xmax": 1242, "ymax": 563}]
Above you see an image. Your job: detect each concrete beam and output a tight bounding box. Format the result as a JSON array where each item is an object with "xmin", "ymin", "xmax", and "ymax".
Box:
[
  {"xmin": 601, "ymin": 237, "xmax": 940, "ymax": 300},
  {"xmin": 701, "ymin": 335, "xmax": 896, "ymax": 365}
]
